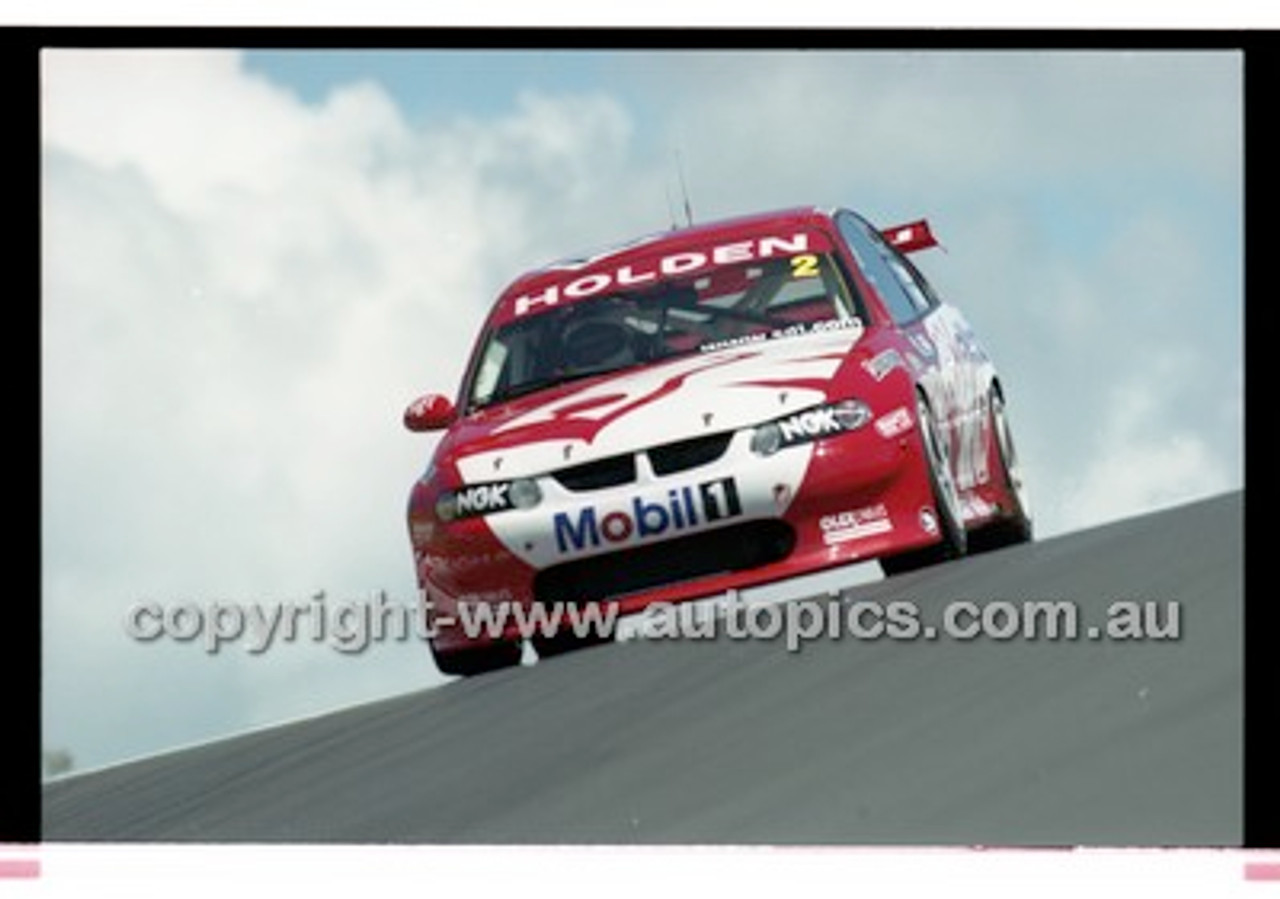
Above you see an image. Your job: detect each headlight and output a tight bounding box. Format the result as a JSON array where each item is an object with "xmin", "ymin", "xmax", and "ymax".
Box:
[
  {"xmin": 750, "ymin": 399, "xmax": 872, "ymax": 457},
  {"xmin": 434, "ymin": 491, "xmax": 459, "ymax": 522},
  {"xmin": 509, "ymin": 477, "xmax": 542, "ymax": 509},
  {"xmin": 750, "ymin": 422, "xmax": 783, "ymax": 457}
]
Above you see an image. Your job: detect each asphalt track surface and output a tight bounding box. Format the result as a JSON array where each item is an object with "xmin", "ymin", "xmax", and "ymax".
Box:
[{"xmin": 44, "ymin": 491, "xmax": 1242, "ymax": 845}]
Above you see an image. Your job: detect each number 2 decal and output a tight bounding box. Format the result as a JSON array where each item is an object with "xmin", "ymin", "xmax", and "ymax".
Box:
[{"xmin": 790, "ymin": 254, "xmax": 819, "ymax": 278}]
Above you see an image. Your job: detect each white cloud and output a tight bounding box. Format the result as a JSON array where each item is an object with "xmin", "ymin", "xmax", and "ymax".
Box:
[
  {"xmin": 1053, "ymin": 365, "xmax": 1234, "ymax": 533},
  {"xmin": 41, "ymin": 49, "xmax": 645, "ymax": 768},
  {"xmin": 627, "ymin": 51, "xmax": 1241, "ymax": 222}
]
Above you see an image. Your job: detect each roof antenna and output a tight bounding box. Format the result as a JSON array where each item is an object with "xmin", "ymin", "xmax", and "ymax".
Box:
[
  {"xmin": 675, "ymin": 148, "xmax": 694, "ymax": 227},
  {"xmin": 664, "ymin": 179, "xmax": 679, "ymax": 231}
]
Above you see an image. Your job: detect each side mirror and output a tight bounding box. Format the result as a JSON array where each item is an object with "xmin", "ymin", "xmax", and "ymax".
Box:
[{"xmin": 404, "ymin": 393, "xmax": 456, "ymax": 432}]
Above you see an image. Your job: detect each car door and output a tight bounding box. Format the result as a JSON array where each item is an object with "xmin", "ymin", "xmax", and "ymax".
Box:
[
  {"xmin": 882, "ymin": 244, "xmax": 993, "ymax": 494},
  {"xmin": 834, "ymin": 210, "xmax": 986, "ymax": 493}
]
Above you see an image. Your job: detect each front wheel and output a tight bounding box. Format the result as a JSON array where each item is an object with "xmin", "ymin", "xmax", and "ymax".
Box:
[
  {"xmin": 970, "ymin": 388, "xmax": 1033, "ymax": 552},
  {"xmin": 429, "ymin": 638, "xmax": 523, "ymax": 677},
  {"xmin": 880, "ymin": 395, "xmax": 967, "ymax": 576},
  {"xmin": 532, "ymin": 628, "xmax": 613, "ymax": 660}
]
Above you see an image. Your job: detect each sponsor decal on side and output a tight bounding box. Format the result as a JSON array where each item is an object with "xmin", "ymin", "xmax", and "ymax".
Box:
[
  {"xmin": 908, "ymin": 332, "xmax": 936, "ymax": 360},
  {"xmin": 553, "ymin": 477, "xmax": 742, "ymax": 553},
  {"xmin": 951, "ymin": 321, "xmax": 989, "ymax": 363},
  {"xmin": 819, "ymin": 503, "xmax": 892, "ymax": 545},
  {"xmin": 863, "ymin": 348, "xmax": 904, "ymax": 381},
  {"xmin": 960, "ymin": 494, "xmax": 997, "ymax": 522},
  {"xmin": 874, "ymin": 406, "xmax": 914, "ymax": 439}
]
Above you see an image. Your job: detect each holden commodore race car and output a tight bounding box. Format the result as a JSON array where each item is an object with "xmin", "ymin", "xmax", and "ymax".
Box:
[{"xmin": 404, "ymin": 205, "xmax": 1031, "ymax": 675}]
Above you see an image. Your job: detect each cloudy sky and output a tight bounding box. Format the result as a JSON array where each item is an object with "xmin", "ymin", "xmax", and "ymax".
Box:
[{"xmin": 41, "ymin": 48, "xmax": 1242, "ymax": 774}]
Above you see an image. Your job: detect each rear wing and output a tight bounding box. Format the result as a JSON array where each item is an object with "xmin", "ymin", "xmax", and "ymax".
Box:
[{"xmin": 881, "ymin": 219, "xmax": 940, "ymax": 254}]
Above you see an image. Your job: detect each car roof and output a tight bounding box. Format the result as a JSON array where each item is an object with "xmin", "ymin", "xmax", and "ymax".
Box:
[{"xmin": 489, "ymin": 205, "xmax": 839, "ymax": 324}]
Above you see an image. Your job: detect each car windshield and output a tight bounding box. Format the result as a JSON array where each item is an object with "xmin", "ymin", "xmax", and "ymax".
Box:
[{"xmin": 466, "ymin": 250, "xmax": 862, "ymax": 411}]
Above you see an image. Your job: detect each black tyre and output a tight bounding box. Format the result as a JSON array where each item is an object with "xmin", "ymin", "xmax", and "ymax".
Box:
[
  {"xmin": 429, "ymin": 638, "xmax": 523, "ymax": 677},
  {"xmin": 531, "ymin": 598, "xmax": 614, "ymax": 659},
  {"xmin": 532, "ymin": 628, "xmax": 613, "ymax": 660},
  {"xmin": 969, "ymin": 388, "xmax": 1033, "ymax": 552},
  {"xmin": 881, "ymin": 394, "xmax": 967, "ymax": 576}
]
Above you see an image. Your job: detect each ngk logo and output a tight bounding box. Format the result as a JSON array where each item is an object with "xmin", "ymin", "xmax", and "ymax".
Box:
[
  {"xmin": 455, "ymin": 483, "xmax": 511, "ymax": 515},
  {"xmin": 778, "ymin": 408, "xmax": 844, "ymax": 442},
  {"xmin": 553, "ymin": 477, "xmax": 742, "ymax": 554}
]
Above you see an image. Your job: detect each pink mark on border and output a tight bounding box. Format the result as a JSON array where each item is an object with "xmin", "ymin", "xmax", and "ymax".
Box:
[
  {"xmin": 0, "ymin": 859, "xmax": 40, "ymax": 879},
  {"xmin": 1245, "ymin": 862, "xmax": 1280, "ymax": 882}
]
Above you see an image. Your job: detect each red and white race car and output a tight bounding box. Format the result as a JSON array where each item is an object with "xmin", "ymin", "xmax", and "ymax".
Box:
[{"xmin": 404, "ymin": 206, "xmax": 1031, "ymax": 674}]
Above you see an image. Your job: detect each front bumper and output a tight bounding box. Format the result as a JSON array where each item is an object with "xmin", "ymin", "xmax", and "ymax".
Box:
[{"xmin": 413, "ymin": 405, "xmax": 944, "ymax": 649}]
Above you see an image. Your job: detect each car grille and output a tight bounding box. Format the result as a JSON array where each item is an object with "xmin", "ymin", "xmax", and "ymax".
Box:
[
  {"xmin": 550, "ymin": 431, "xmax": 734, "ymax": 492},
  {"xmin": 647, "ymin": 432, "xmax": 733, "ymax": 476},
  {"xmin": 552, "ymin": 454, "xmax": 637, "ymax": 491},
  {"xmin": 533, "ymin": 520, "xmax": 796, "ymax": 605}
]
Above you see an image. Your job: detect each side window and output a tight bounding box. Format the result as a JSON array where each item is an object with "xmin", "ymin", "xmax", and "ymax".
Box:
[
  {"xmin": 836, "ymin": 211, "xmax": 930, "ymax": 325},
  {"xmin": 883, "ymin": 253, "xmax": 936, "ymax": 317}
]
